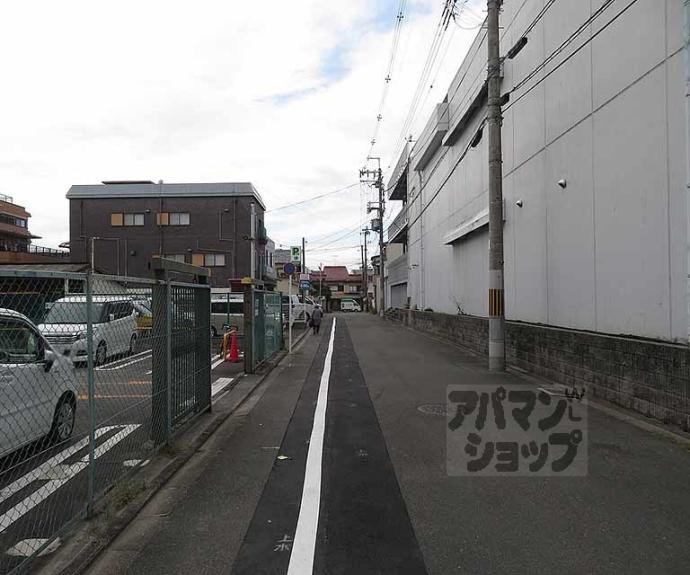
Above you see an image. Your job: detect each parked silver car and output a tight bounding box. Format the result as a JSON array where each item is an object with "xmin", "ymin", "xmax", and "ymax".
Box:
[{"xmin": 0, "ymin": 309, "xmax": 78, "ymax": 458}]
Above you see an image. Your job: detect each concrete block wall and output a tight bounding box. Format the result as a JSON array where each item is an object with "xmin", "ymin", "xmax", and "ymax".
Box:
[{"xmin": 385, "ymin": 309, "xmax": 690, "ymax": 430}]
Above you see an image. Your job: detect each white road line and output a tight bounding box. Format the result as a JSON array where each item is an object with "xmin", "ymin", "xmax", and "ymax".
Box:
[
  {"xmin": 96, "ymin": 351, "xmax": 152, "ymax": 371},
  {"xmin": 6, "ymin": 537, "xmax": 61, "ymax": 557},
  {"xmin": 287, "ymin": 318, "xmax": 336, "ymax": 575},
  {"xmin": 146, "ymin": 356, "xmax": 223, "ymax": 376},
  {"xmin": 0, "ymin": 425, "xmax": 140, "ymax": 534},
  {"xmin": 211, "ymin": 377, "xmax": 234, "ymax": 398}
]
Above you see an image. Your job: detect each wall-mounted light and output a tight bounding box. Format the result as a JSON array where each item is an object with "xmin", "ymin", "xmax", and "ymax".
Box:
[
  {"xmin": 515, "ymin": 199, "xmax": 523, "ymax": 208},
  {"xmin": 557, "ymin": 179, "xmax": 567, "ymax": 189},
  {"xmin": 130, "ymin": 250, "xmax": 137, "ymax": 256},
  {"xmin": 224, "ymin": 208, "xmax": 229, "ymax": 213},
  {"xmin": 145, "ymin": 209, "xmax": 151, "ymax": 213}
]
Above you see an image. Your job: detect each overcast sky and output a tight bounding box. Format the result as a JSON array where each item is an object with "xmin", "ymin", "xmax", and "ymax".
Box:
[{"xmin": 1, "ymin": 0, "xmax": 483, "ymax": 270}]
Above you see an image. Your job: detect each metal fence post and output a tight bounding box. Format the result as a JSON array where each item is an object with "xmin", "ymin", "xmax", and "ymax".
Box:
[
  {"xmin": 85, "ymin": 271, "xmax": 96, "ymax": 517},
  {"xmin": 166, "ymin": 279, "xmax": 173, "ymax": 442}
]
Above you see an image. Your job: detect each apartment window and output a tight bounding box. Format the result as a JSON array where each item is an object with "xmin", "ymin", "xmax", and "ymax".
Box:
[
  {"xmin": 157, "ymin": 212, "xmax": 190, "ymax": 226},
  {"xmin": 204, "ymin": 253, "xmax": 225, "ymax": 267},
  {"xmin": 111, "ymin": 213, "xmax": 144, "ymax": 226},
  {"xmin": 0, "ymin": 214, "xmax": 27, "ymax": 228},
  {"xmin": 124, "ymin": 213, "xmax": 144, "ymax": 226},
  {"xmin": 164, "ymin": 254, "xmax": 186, "ymax": 263}
]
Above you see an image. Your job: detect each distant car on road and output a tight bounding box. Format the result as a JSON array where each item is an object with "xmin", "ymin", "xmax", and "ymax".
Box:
[
  {"xmin": 38, "ymin": 296, "xmax": 138, "ymax": 365},
  {"xmin": 341, "ymin": 300, "xmax": 362, "ymax": 312},
  {"xmin": 0, "ymin": 309, "xmax": 78, "ymax": 458}
]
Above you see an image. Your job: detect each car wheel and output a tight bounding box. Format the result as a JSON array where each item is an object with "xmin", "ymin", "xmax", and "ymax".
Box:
[
  {"xmin": 96, "ymin": 341, "xmax": 107, "ymax": 366},
  {"xmin": 50, "ymin": 396, "xmax": 75, "ymax": 444},
  {"xmin": 129, "ymin": 333, "xmax": 137, "ymax": 355}
]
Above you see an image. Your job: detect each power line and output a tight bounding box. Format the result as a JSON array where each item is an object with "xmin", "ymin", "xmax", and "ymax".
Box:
[
  {"xmin": 366, "ymin": 0, "xmax": 409, "ymax": 159},
  {"xmin": 388, "ymin": 0, "xmax": 456, "ymax": 165},
  {"xmin": 509, "ymin": 0, "xmax": 615, "ymax": 96},
  {"xmin": 504, "ymin": 0, "xmax": 639, "ymax": 115},
  {"xmin": 265, "ymin": 183, "xmax": 359, "ymax": 213},
  {"xmin": 402, "ymin": 0, "xmax": 642, "ymax": 234}
]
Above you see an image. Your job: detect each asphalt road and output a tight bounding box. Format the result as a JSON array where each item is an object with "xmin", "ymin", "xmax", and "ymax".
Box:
[
  {"xmin": 84, "ymin": 313, "xmax": 690, "ymax": 575},
  {"xmin": 0, "ymin": 343, "xmax": 242, "ymax": 575}
]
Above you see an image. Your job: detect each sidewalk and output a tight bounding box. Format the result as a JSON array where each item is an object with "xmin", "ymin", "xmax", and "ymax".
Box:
[{"xmin": 82, "ymin": 314, "xmax": 690, "ymax": 574}]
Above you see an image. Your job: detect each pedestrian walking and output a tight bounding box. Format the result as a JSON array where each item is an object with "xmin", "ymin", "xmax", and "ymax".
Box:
[{"xmin": 311, "ymin": 305, "xmax": 323, "ymax": 335}]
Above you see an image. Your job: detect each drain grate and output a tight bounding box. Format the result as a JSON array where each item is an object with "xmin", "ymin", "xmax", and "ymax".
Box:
[{"xmin": 417, "ymin": 404, "xmax": 448, "ymax": 417}]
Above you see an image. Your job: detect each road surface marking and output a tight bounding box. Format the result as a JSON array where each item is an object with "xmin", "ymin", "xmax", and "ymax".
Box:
[
  {"xmin": 211, "ymin": 377, "xmax": 234, "ymax": 398},
  {"xmin": 211, "ymin": 357, "xmax": 224, "ymax": 370},
  {"xmin": 5, "ymin": 538, "xmax": 61, "ymax": 557},
  {"xmin": 96, "ymin": 351, "xmax": 152, "ymax": 371},
  {"xmin": 287, "ymin": 318, "xmax": 336, "ymax": 575},
  {"xmin": 77, "ymin": 393, "xmax": 150, "ymax": 400},
  {"xmin": 0, "ymin": 425, "xmax": 140, "ymax": 534}
]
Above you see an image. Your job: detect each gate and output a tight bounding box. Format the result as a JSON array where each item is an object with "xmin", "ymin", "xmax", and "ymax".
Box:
[{"xmin": 246, "ymin": 289, "xmax": 283, "ymax": 373}]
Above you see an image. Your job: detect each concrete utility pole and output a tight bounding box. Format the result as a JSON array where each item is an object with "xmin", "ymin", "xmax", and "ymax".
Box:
[
  {"xmin": 250, "ymin": 202, "xmax": 256, "ymax": 279},
  {"xmin": 360, "ymin": 159, "xmax": 386, "ymax": 315},
  {"xmin": 487, "ymin": 0, "xmax": 505, "ymax": 371},
  {"xmin": 302, "ymin": 236, "xmax": 307, "ymax": 299},
  {"xmin": 362, "ymin": 228, "xmax": 370, "ymax": 312},
  {"xmin": 684, "ymin": 0, "xmax": 690, "ymax": 343}
]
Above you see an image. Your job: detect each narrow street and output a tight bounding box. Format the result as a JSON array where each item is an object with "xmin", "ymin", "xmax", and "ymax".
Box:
[{"xmin": 86, "ymin": 313, "xmax": 690, "ymax": 575}]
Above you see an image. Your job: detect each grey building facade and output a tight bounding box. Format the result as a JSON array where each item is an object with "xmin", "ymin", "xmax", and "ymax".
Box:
[{"xmin": 67, "ymin": 181, "xmax": 268, "ymax": 287}]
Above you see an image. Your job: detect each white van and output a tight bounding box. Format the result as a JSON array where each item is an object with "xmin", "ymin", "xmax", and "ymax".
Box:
[
  {"xmin": 39, "ymin": 296, "xmax": 138, "ymax": 365},
  {"xmin": 341, "ymin": 300, "xmax": 362, "ymax": 312},
  {"xmin": 210, "ymin": 293, "xmax": 244, "ymax": 337},
  {"xmin": 0, "ymin": 309, "xmax": 78, "ymax": 457}
]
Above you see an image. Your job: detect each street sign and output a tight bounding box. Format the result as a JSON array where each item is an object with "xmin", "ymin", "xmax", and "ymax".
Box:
[
  {"xmin": 299, "ymin": 280, "xmax": 311, "ymax": 291},
  {"xmin": 291, "ymin": 246, "xmax": 301, "ymax": 263},
  {"xmin": 283, "ymin": 262, "xmax": 296, "ymax": 276},
  {"xmin": 299, "ymin": 273, "xmax": 309, "ymax": 281}
]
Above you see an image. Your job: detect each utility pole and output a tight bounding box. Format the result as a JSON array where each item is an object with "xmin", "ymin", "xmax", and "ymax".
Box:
[
  {"xmin": 360, "ymin": 159, "xmax": 385, "ymax": 315},
  {"xmin": 301, "ymin": 236, "xmax": 306, "ymax": 299},
  {"xmin": 250, "ymin": 202, "xmax": 256, "ymax": 279},
  {"xmin": 362, "ymin": 228, "xmax": 370, "ymax": 312},
  {"xmin": 487, "ymin": 0, "xmax": 505, "ymax": 371},
  {"xmin": 360, "ymin": 244, "xmax": 366, "ymax": 309}
]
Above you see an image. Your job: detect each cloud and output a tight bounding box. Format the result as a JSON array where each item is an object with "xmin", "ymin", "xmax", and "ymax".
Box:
[{"xmin": 0, "ymin": 0, "xmax": 483, "ymax": 270}]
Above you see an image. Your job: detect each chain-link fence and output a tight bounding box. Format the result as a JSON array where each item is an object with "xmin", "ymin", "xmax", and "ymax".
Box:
[
  {"xmin": 0, "ymin": 270, "xmax": 211, "ymax": 574},
  {"xmin": 245, "ymin": 290, "xmax": 283, "ymax": 373}
]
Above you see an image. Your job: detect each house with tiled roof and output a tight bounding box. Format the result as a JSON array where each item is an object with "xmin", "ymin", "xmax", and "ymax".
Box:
[{"xmin": 310, "ymin": 266, "xmax": 364, "ymax": 311}]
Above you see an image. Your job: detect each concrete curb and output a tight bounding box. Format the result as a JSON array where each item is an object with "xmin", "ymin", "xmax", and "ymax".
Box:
[{"xmin": 36, "ymin": 328, "xmax": 312, "ymax": 575}]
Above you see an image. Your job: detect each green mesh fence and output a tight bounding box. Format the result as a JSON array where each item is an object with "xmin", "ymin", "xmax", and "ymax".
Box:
[{"xmin": 0, "ymin": 270, "xmax": 211, "ymax": 574}]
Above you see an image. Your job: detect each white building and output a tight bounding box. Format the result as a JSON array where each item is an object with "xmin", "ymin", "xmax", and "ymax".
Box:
[{"xmin": 387, "ymin": 0, "xmax": 689, "ymax": 344}]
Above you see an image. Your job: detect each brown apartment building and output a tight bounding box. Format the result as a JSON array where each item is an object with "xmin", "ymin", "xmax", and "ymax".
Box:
[
  {"xmin": 0, "ymin": 194, "xmax": 68, "ymax": 264},
  {"xmin": 67, "ymin": 181, "xmax": 274, "ymax": 288}
]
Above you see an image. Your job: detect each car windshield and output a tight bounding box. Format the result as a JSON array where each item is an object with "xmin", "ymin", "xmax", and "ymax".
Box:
[{"xmin": 44, "ymin": 302, "xmax": 105, "ymax": 324}]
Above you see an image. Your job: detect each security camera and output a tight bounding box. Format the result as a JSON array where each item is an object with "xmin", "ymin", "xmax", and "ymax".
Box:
[
  {"xmin": 557, "ymin": 179, "xmax": 567, "ymax": 189},
  {"xmin": 515, "ymin": 199, "xmax": 523, "ymax": 208}
]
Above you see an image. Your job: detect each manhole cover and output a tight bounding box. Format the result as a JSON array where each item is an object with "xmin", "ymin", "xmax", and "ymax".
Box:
[{"xmin": 417, "ymin": 404, "xmax": 447, "ymax": 416}]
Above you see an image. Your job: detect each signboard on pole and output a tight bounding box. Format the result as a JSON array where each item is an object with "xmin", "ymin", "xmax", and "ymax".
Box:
[
  {"xmin": 299, "ymin": 280, "xmax": 311, "ymax": 291},
  {"xmin": 299, "ymin": 273, "xmax": 309, "ymax": 281},
  {"xmin": 291, "ymin": 246, "xmax": 301, "ymax": 263},
  {"xmin": 283, "ymin": 262, "xmax": 296, "ymax": 276}
]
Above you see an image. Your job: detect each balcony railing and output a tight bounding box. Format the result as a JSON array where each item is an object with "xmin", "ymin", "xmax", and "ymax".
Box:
[
  {"xmin": 0, "ymin": 194, "xmax": 13, "ymax": 204},
  {"xmin": 0, "ymin": 243, "xmax": 69, "ymax": 257},
  {"xmin": 386, "ymin": 205, "xmax": 408, "ymax": 243}
]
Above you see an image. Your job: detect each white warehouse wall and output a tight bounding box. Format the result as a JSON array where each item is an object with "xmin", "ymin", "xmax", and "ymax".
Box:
[{"xmin": 404, "ymin": 0, "xmax": 689, "ymax": 343}]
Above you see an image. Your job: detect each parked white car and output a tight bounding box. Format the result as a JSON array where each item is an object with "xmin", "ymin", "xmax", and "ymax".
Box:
[
  {"xmin": 282, "ymin": 294, "xmax": 315, "ymax": 324},
  {"xmin": 210, "ymin": 293, "xmax": 244, "ymax": 337},
  {"xmin": 0, "ymin": 309, "xmax": 78, "ymax": 458},
  {"xmin": 39, "ymin": 296, "xmax": 138, "ymax": 365}
]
